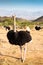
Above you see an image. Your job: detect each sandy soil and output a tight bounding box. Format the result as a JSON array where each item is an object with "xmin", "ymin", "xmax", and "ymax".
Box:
[{"xmin": 0, "ymin": 27, "xmax": 43, "ymax": 65}]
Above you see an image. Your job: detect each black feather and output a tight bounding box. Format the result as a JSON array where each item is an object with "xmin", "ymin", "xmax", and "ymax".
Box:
[
  {"xmin": 7, "ymin": 30, "xmax": 32, "ymax": 46},
  {"xmin": 35, "ymin": 26, "xmax": 41, "ymax": 30}
]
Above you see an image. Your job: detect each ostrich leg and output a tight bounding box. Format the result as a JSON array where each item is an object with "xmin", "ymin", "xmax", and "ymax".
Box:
[
  {"xmin": 20, "ymin": 46, "xmax": 23, "ymax": 62},
  {"xmin": 23, "ymin": 43, "xmax": 27, "ymax": 62}
]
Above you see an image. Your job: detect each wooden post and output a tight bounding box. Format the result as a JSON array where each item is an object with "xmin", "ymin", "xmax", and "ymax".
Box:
[{"xmin": 13, "ymin": 15, "xmax": 16, "ymax": 32}]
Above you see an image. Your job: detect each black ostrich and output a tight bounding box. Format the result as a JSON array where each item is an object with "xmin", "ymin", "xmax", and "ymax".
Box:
[
  {"xmin": 35, "ymin": 26, "xmax": 41, "ymax": 30},
  {"xmin": 7, "ymin": 16, "xmax": 32, "ymax": 62},
  {"xmin": 4, "ymin": 26, "xmax": 10, "ymax": 30}
]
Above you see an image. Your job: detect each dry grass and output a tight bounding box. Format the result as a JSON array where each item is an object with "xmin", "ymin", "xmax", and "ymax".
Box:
[{"xmin": 0, "ymin": 27, "xmax": 43, "ymax": 65}]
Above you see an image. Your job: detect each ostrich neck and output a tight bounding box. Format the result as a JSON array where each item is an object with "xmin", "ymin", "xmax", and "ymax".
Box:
[{"xmin": 13, "ymin": 16, "xmax": 16, "ymax": 32}]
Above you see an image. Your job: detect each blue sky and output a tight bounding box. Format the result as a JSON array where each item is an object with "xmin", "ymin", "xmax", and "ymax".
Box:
[{"xmin": 0, "ymin": 0, "xmax": 43, "ymax": 20}]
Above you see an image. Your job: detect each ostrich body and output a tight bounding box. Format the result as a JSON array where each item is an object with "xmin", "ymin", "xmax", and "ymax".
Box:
[
  {"xmin": 4, "ymin": 26, "xmax": 10, "ymax": 30},
  {"xmin": 35, "ymin": 26, "xmax": 41, "ymax": 30},
  {"xmin": 7, "ymin": 16, "xmax": 32, "ymax": 62},
  {"xmin": 7, "ymin": 30, "xmax": 32, "ymax": 46}
]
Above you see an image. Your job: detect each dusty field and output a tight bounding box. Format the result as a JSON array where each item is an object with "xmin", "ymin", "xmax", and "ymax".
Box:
[{"xmin": 0, "ymin": 27, "xmax": 43, "ymax": 65}]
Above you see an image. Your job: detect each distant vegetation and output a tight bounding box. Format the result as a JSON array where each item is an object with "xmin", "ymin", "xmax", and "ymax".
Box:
[{"xmin": 0, "ymin": 16, "xmax": 43, "ymax": 29}]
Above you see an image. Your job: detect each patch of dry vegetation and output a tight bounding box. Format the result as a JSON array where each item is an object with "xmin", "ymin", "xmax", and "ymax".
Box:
[{"xmin": 0, "ymin": 27, "xmax": 43, "ymax": 65}]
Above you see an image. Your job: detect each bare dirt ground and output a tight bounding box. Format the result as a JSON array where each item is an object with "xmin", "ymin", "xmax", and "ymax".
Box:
[{"xmin": 0, "ymin": 27, "xmax": 43, "ymax": 65}]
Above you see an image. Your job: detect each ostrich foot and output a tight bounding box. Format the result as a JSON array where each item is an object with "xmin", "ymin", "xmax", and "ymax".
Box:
[{"xmin": 21, "ymin": 58, "xmax": 24, "ymax": 63}]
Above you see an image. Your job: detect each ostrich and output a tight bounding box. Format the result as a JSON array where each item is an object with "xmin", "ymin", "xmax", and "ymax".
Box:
[
  {"xmin": 35, "ymin": 25, "xmax": 42, "ymax": 30},
  {"xmin": 4, "ymin": 26, "xmax": 10, "ymax": 30},
  {"xmin": 7, "ymin": 16, "xmax": 32, "ymax": 62}
]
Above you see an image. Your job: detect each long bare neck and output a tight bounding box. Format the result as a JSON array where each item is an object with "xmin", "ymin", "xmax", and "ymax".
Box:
[{"xmin": 13, "ymin": 15, "xmax": 16, "ymax": 32}]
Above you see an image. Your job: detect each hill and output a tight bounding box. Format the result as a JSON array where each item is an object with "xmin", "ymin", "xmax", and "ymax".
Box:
[
  {"xmin": 33, "ymin": 16, "xmax": 43, "ymax": 22},
  {"xmin": 0, "ymin": 16, "xmax": 30, "ymax": 23}
]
